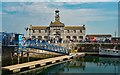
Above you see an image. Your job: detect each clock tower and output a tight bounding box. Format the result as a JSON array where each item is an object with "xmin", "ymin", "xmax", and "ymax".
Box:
[{"xmin": 55, "ymin": 9, "xmax": 60, "ymax": 22}]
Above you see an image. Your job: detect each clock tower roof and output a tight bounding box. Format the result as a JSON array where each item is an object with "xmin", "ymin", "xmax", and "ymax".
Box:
[{"xmin": 50, "ymin": 9, "xmax": 65, "ymax": 27}]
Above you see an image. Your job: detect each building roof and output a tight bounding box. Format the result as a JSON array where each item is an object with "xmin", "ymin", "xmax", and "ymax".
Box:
[
  {"xmin": 111, "ymin": 37, "xmax": 120, "ymax": 39},
  {"xmin": 64, "ymin": 26, "xmax": 85, "ymax": 30},
  {"xmin": 86, "ymin": 34, "xmax": 112, "ymax": 37},
  {"xmin": 49, "ymin": 21, "xmax": 65, "ymax": 27},
  {"xmin": 31, "ymin": 26, "xmax": 48, "ymax": 30}
]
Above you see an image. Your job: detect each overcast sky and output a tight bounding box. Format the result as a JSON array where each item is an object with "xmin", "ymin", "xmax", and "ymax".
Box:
[{"xmin": 1, "ymin": 0, "xmax": 119, "ymax": 37}]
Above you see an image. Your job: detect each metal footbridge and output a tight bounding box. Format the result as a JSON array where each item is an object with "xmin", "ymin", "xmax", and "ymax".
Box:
[{"xmin": 18, "ymin": 40, "xmax": 69, "ymax": 55}]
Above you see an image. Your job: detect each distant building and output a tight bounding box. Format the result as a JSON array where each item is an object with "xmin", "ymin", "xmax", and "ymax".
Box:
[
  {"xmin": 1, "ymin": 32, "xmax": 23, "ymax": 45},
  {"xmin": 28, "ymin": 9, "xmax": 86, "ymax": 42},
  {"xmin": 86, "ymin": 34, "xmax": 112, "ymax": 42},
  {"xmin": 1, "ymin": 32, "xmax": 15, "ymax": 45},
  {"xmin": 111, "ymin": 37, "xmax": 120, "ymax": 43}
]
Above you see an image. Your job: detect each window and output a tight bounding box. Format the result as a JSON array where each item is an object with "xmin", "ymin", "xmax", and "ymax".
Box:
[
  {"xmin": 67, "ymin": 30, "xmax": 70, "ymax": 33},
  {"xmin": 45, "ymin": 30, "xmax": 47, "ymax": 33},
  {"xmin": 41, "ymin": 30, "xmax": 45, "ymax": 33},
  {"xmin": 73, "ymin": 36, "xmax": 77, "ymax": 39},
  {"xmin": 66, "ymin": 36, "xmax": 70, "ymax": 39},
  {"xmin": 80, "ymin": 30, "xmax": 82, "ymax": 33},
  {"xmin": 113, "ymin": 51, "xmax": 115, "ymax": 53},
  {"xmin": 53, "ymin": 29, "xmax": 60, "ymax": 30},
  {"xmin": 74, "ymin": 30, "xmax": 76, "ymax": 33},
  {"xmin": 79, "ymin": 36, "xmax": 83, "ymax": 39},
  {"xmin": 39, "ymin": 30, "xmax": 41, "ymax": 33},
  {"xmin": 33, "ymin": 30, "xmax": 35, "ymax": 33},
  {"xmin": 32, "ymin": 36, "xmax": 35, "ymax": 39},
  {"xmin": 38, "ymin": 36, "xmax": 42, "ymax": 40},
  {"xmin": 44, "ymin": 36, "xmax": 48, "ymax": 39}
]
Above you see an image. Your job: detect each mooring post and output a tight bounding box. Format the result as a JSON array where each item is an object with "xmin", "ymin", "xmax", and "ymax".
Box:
[{"xmin": 27, "ymin": 49, "xmax": 29, "ymax": 62}]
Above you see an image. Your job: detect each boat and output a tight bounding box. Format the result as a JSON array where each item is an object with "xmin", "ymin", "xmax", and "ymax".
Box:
[{"xmin": 99, "ymin": 46, "xmax": 120, "ymax": 57}]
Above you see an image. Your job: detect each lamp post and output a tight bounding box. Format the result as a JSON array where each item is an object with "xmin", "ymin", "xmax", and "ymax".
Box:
[{"xmin": 25, "ymin": 27, "xmax": 28, "ymax": 37}]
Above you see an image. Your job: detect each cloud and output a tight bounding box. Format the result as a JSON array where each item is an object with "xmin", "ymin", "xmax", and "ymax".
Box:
[
  {"xmin": 60, "ymin": 8, "xmax": 117, "ymax": 25},
  {"xmin": 2, "ymin": 2, "xmax": 118, "ymax": 36},
  {"xmin": 1, "ymin": 0, "xmax": 119, "ymax": 2},
  {"xmin": 4, "ymin": 6, "xmax": 24, "ymax": 13},
  {"xmin": 3, "ymin": 3, "xmax": 53, "ymax": 15},
  {"xmin": 52, "ymin": 0, "xmax": 119, "ymax": 2},
  {"xmin": 0, "ymin": 12, "xmax": 6, "ymax": 15}
]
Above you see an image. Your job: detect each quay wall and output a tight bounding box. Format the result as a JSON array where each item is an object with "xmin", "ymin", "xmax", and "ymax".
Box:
[
  {"xmin": 76, "ymin": 43, "xmax": 120, "ymax": 52},
  {"xmin": 60, "ymin": 43, "xmax": 120, "ymax": 52},
  {"xmin": 2, "ymin": 43, "xmax": 120, "ymax": 66},
  {"xmin": 2, "ymin": 46, "xmax": 61, "ymax": 67},
  {"xmin": 2, "ymin": 46, "xmax": 14, "ymax": 60},
  {"xmin": 2, "ymin": 46, "xmax": 16, "ymax": 67}
]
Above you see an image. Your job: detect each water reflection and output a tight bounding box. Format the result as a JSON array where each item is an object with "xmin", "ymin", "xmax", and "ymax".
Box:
[
  {"xmin": 17, "ymin": 55, "xmax": 120, "ymax": 75},
  {"xmin": 39, "ymin": 55, "xmax": 119, "ymax": 74}
]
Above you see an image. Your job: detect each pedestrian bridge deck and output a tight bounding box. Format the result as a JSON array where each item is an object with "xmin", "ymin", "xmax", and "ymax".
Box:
[{"xmin": 2, "ymin": 53, "xmax": 85, "ymax": 74}]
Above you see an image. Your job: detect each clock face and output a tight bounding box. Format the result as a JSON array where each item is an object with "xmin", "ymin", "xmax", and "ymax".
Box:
[
  {"xmin": 56, "ymin": 15, "xmax": 59, "ymax": 18},
  {"xmin": 56, "ymin": 18, "xmax": 59, "ymax": 21}
]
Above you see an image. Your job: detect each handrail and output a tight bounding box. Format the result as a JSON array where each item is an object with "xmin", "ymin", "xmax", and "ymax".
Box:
[{"xmin": 16, "ymin": 40, "xmax": 69, "ymax": 55}]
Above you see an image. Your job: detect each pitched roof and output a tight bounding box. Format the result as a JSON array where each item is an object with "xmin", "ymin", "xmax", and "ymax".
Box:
[
  {"xmin": 64, "ymin": 26, "xmax": 85, "ymax": 30},
  {"xmin": 86, "ymin": 34, "xmax": 112, "ymax": 37},
  {"xmin": 31, "ymin": 26, "xmax": 48, "ymax": 30},
  {"xmin": 49, "ymin": 21, "xmax": 65, "ymax": 27}
]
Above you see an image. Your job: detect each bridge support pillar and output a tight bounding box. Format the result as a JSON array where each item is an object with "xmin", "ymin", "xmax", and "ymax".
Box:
[
  {"xmin": 21, "ymin": 51, "xmax": 23, "ymax": 62},
  {"xmin": 17, "ymin": 55, "xmax": 20, "ymax": 64}
]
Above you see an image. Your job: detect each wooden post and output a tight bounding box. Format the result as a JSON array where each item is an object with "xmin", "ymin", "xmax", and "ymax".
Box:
[
  {"xmin": 11, "ymin": 51, "xmax": 14, "ymax": 64},
  {"xmin": 27, "ymin": 49, "xmax": 29, "ymax": 62},
  {"xmin": 17, "ymin": 47, "xmax": 20, "ymax": 64},
  {"xmin": 17, "ymin": 53, "xmax": 20, "ymax": 64},
  {"xmin": 21, "ymin": 51, "xmax": 23, "ymax": 62}
]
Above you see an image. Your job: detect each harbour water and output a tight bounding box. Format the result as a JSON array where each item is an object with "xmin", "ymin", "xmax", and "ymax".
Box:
[
  {"xmin": 17, "ymin": 55, "xmax": 120, "ymax": 75},
  {"xmin": 2, "ymin": 46, "xmax": 120, "ymax": 75}
]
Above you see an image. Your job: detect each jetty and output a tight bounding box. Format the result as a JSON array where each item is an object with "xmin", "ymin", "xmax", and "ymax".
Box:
[{"xmin": 2, "ymin": 53, "xmax": 85, "ymax": 74}]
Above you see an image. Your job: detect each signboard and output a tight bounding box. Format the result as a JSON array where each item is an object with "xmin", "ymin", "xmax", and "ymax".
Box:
[
  {"xmin": 15, "ymin": 34, "xmax": 23, "ymax": 45},
  {"xmin": 18, "ymin": 34, "xmax": 23, "ymax": 45}
]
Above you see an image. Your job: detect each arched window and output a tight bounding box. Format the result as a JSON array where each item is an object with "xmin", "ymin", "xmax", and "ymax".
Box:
[
  {"xmin": 67, "ymin": 30, "xmax": 70, "ymax": 33},
  {"xmin": 79, "ymin": 36, "xmax": 83, "ymax": 39},
  {"xmin": 44, "ymin": 36, "xmax": 48, "ymax": 39},
  {"xmin": 73, "ymin": 36, "xmax": 77, "ymax": 39},
  {"xmin": 33, "ymin": 30, "xmax": 35, "ymax": 33},
  {"xmin": 80, "ymin": 30, "xmax": 82, "ymax": 33},
  {"xmin": 74, "ymin": 30, "xmax": 76, "ymax": 33},
  {"xmin": 38, "ymin": 36, "xmax": 42, "ymax": 40},
  {"xmin": 66, "ymin": 36, "xmax": 70, "ymax": 39},
  {"xmin": 45, "ymin": 30, "xmax": 47, "ymax": 33},
  {"xmin": 32, "ymin": 36, "xmax": 35, "ymax": 39},
  {"xmin": 39, "ymin": 30, "xmax": 41, "ymax": 33}
]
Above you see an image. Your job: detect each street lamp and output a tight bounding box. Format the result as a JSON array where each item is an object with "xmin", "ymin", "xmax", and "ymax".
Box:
[{"xmin": 25, "ymin": 27, "xmax": 28, "ymax": 37}]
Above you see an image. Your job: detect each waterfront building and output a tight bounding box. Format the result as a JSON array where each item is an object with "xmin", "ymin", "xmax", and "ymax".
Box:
[
  {"xmin": 86, "ymin": 34, "xmax": 112, "ymax": 42},
  {"xmin": 1, "ymin": 32, "xmax": 13, "ymax": 45},
  {"xmin": 28, "ymin": 9, "xmax": 86, "ymax": 43},
  {"xmin": 111, "ymin": 37, "xmax": 120, "ymax": 43},
  {"xmin": 1, "ymin": 32, "xmax": 21, "ymax": 45}
]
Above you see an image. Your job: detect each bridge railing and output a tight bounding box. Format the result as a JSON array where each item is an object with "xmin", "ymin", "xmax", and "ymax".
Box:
[{"xmin": 18, "ymin": 40, "xmax": 69, "ymax": 54}]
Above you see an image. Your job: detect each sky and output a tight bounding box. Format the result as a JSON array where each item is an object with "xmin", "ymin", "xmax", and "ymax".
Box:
[{"xmin": 1, "ymin": 0, "xmax": 119, "ymax": 37}]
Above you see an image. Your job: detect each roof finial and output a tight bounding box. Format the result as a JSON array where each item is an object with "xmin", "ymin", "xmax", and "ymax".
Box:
[{"xmin": 55, "ymin": 8, "xmax": 59, "ymax": 13}]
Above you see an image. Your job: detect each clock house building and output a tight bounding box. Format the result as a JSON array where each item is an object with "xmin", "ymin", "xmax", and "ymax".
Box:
[{"xmin": 28, "ymin": 9, "xmax": 86, "ymax": 42}]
